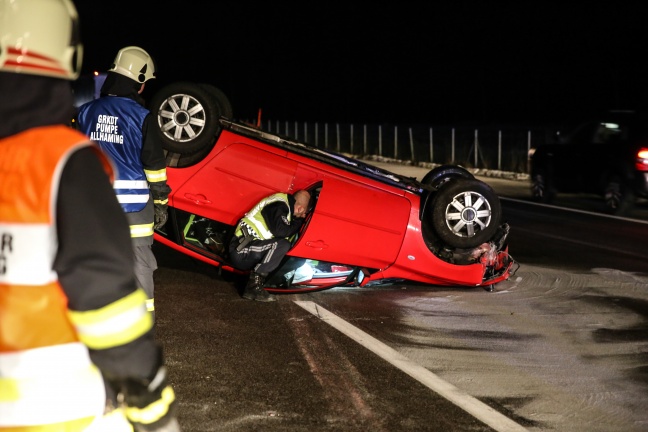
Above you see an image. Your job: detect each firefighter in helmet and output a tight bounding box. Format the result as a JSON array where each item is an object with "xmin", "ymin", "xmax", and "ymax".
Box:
[
  {"xmin": 0, "ymin": 0, "xmax": 180, "ymax": 430},
  {"xmin": 77, "ymin": 45, "xmax": 170, "ymax": 315}
]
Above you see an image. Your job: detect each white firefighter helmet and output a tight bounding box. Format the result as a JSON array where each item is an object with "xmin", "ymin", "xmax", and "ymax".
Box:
[
  {"xmin": 0, "ymin": 0, "xmax": 82, "ymax": 80},
  {"xmin": 108, "ymin": 46, "xmax": 156, "ymax": 83}
]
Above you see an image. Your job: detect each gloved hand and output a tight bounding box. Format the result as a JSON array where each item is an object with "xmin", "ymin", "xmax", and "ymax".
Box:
[
  {"xmin": 122, "ymin": 367, "xmax": 180, "ymax": 432},
  {"xmin": 154, "ymin": 204, "xmax": 168, "ymax": 230}
]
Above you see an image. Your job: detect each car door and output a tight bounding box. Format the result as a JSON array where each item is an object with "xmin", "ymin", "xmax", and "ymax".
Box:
[
  {"xmin": 170, "ymin": 140, "xmax": 298, "ymax": 226},
  {"xmin": 290, "ymin": 166, "xmax": 412, "ymax": 270}
]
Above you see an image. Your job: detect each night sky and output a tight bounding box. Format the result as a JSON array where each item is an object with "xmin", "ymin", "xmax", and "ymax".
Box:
[{"xmin": 75, "ymin": 2, "xmax": 647, "ymax": 126}]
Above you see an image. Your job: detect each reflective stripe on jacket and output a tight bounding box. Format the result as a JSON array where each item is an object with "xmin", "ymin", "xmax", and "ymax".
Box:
[{"xmin": 234, "ymin": 192, "xmax": 291, "ymax": 240}]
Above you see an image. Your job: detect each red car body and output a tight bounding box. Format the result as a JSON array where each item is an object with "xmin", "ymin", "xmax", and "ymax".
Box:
[{"xmin": 154, "ymin": 117, "xmax": 516, "ymax": 293}]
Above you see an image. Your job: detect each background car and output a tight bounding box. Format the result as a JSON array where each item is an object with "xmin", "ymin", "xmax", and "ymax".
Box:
[
  {"xmin": 529, "ymin": 110, "xmax": 648, "ymax": 215},
  {"xmin": 144, "ymin": 82, "xmax": 517, "ymax": 292}
]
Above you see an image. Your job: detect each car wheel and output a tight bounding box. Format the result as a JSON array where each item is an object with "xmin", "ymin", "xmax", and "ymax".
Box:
[
  {"xmin": 531, "ymin": 169, "xmax": 554, "ymax": 203},
  {"xmin": 148, "ymin": 81, "xmax": 227, "ymax": 155},
  {"xmin": 603, "ymin": 175, "xmax": 634, "ymax": 215},
  {"xmin": 431, "ymin": 178, "xmax": 501, "ymax": 249},
  {"xmin": 421, "ymin": 165, "xmax": 474, "ymax": 190}
]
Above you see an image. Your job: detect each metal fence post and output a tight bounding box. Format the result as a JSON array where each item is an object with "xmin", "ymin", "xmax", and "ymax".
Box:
[
  {"xmin": 363, "ymin": 124, "xmax": 367, "ymax": 155},
  {"xmin": 394, "ymin": 125, "xmax": 398, "ymax": 159},
  {"xmin": 325, "ymin": 123, "xmax": 329, "ymax": 149},
  {"xmin": 409, "ymin": 128, "xmax": 414, "ymax": 161},
  {"xmin": 474, "ymin": 129, "xmax": 478, "ymax": 167},
  {"xmin": 498, "ymin": 130, "xmax": 502, "ymax": 170},
  {"xmin": 451, "ymin": 128, "xmax": 455, "ymax": 163},
  {"xmin": 429, "ymin": 127, "xmax": 433, "ymax": 163},
  {"xmin": 336, "ymin": 123, "xmax": 340, "ymax": 152}
]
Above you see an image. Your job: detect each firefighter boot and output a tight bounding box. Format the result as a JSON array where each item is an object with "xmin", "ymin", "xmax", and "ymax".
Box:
[{"xmin": 242, "ymin": 272, "xmax": 276, "ymax": 302}]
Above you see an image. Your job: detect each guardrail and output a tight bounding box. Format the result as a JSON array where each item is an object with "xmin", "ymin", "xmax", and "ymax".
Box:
[{"xmin": 257, "ymin": 119, "xmax": 562, "ymax": 176}]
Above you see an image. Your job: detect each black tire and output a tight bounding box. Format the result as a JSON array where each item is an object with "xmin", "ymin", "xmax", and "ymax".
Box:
[
  {"xmin": 148, "ymin": 81, "xmax": 224, "ymax": 155},
  {"xmin": 199, "ymin": 83, "xmax": 234, "ymax": 119},
  {"xmin": 421, "ymin": 165, "xmax": 474, "ymax": 190},
  {"xmin": 431, "ymin": 178, "xmax": 501, "ymax": 249},
  {"xmin": 603, "ymin": 175, "xmax": 634, "ymax": 215},
  {"xmin": 164, "ymin": 144, "xmax": 213, "ymax": 168}
]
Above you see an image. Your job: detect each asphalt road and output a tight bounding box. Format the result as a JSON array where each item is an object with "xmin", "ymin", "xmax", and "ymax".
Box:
[{"xmin": 153, "ymin": 160, "xmax": 648, "ymax": 432}]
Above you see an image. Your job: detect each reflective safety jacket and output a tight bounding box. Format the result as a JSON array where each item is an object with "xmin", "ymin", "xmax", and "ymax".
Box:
[
  {"xmin": 77, "ymin": 96, "xmax": 167, "ymax": 214},
  {"xmin": 234, "ymin": 192, "xmax": 292, "ymax": 240},
  {"xmin": 0, "ymin": 126, "xmax": 153, "ymax": 430}
]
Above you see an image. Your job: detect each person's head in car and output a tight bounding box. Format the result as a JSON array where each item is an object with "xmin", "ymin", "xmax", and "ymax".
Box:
[{"xmin": 293, "ymin": 189, "xmax": 311, "ymax": 218}]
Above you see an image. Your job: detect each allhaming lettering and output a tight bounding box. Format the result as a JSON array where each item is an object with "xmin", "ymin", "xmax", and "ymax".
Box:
[{"xmin": 91, "ymin": 114, "xmax": 123, "ymax": 144}]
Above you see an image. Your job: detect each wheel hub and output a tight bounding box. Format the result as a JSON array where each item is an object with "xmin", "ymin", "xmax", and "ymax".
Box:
[
  {"xmin": 461, "ymin": 207, "xmax": 477, "ymax": 222},
  {"xmin": 173, "ymin": 110, "xmax": 190, "ymax": 126}
]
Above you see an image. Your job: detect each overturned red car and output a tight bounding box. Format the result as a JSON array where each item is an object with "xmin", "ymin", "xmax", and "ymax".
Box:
[{"xmin": 148, "ymin": 82, "xmax": 517, "ymax": 293}]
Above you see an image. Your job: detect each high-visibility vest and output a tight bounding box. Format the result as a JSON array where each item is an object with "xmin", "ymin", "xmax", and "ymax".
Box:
[
  {"xmin": 0, "ymin": 126, "xmax": 122, "ymax": 430},
  {"xmin": 234, "ymin": 192, "xmax": 291, "ymax": 240}
]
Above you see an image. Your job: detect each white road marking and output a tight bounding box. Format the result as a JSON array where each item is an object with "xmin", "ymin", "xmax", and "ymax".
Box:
[{"xmin": 294, "ymin": 300, "xmax": 528, "ymax": 432}]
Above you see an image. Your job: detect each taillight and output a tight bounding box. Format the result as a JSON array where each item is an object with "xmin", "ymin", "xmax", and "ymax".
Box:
[{"xmin": 636, "ymin": 148, "xmax": 648, "ymax": 171}]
